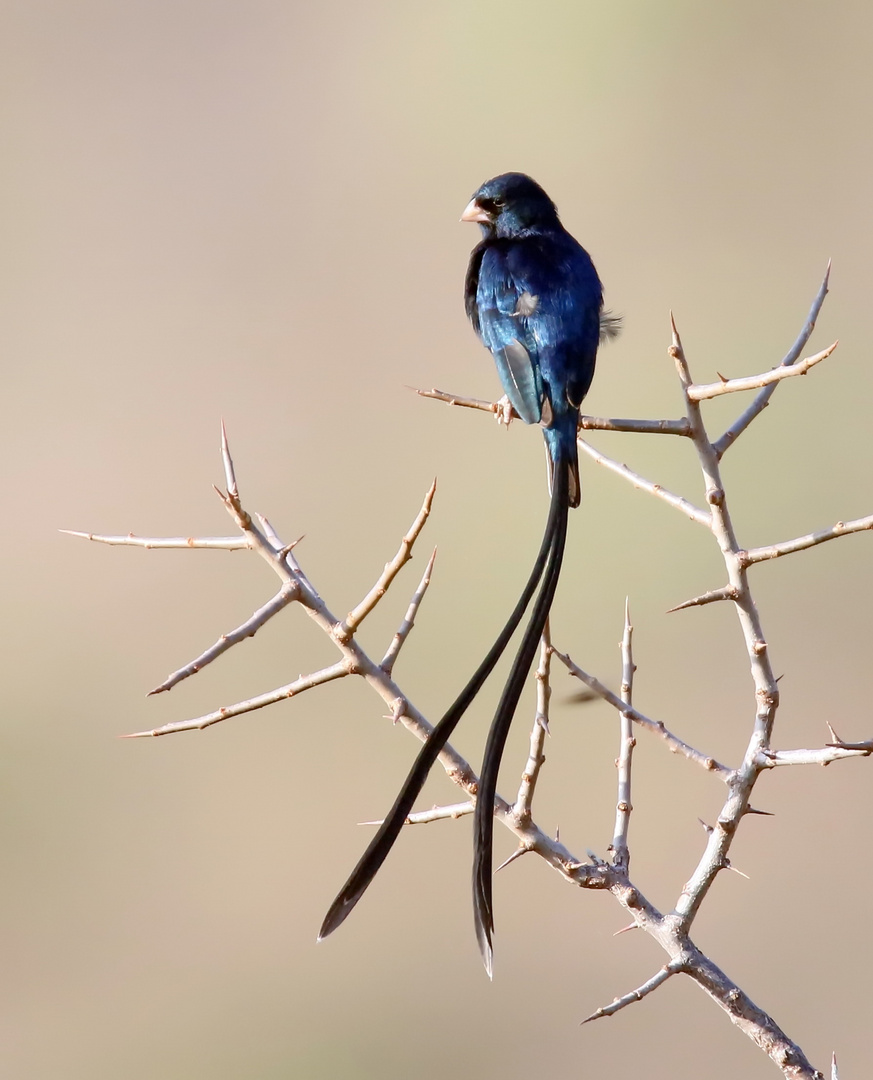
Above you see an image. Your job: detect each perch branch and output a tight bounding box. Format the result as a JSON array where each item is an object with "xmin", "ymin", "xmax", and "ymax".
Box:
[
  {"xmin": 579, "ymin": 415, "xmax": 692, "ymax": 436},
  {"xmin": 416, "ymin": 387, "xmax": 692, "ymax": 436}
]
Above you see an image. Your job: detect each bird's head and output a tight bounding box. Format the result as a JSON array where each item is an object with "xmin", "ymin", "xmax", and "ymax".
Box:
[{"xmin": 461, "ymin": 173, "xmax": 560, "ymax": 238}]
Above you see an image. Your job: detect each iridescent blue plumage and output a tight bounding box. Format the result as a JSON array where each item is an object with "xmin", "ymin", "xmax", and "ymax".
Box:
[{"xmin": 463, "ymin": 172, "xmax": 604, "ymax": 507}]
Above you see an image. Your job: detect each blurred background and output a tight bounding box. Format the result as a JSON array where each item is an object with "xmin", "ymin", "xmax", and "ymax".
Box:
[{"xmin": 2, "ymin": 1, "xmax": 872, "ymax": 1076}]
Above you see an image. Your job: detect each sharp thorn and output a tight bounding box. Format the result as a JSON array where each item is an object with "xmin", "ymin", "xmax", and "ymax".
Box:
[
  {"xmin": 613, "ymin": 922, "xmax": 638, "ymax": 937},
  {"xmin": 495, "ymin": 847, "xmax": 528, "ymax": 873},
  {"xmin": 725, "ymin": 860, "xmax": 750, "ymax": 880}
]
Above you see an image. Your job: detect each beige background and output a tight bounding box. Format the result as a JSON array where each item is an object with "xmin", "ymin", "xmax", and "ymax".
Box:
[{"xmin": 3, "ymin": 1, "xmax": 872, "ymax": 1076}]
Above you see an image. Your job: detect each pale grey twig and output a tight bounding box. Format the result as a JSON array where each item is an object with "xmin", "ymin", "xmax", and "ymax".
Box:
[
  {"xmin": 582, "ymin": 961, "xmax": 681, "ymax": 1024},
  {"xmin": 513, "ymin": 625, "xmax": 552, "ymax": 821},
  {"xmin": 255, "ymin": 514, "xmax": 308, "ymax": 578},
  {"xmin": 611, "ymin": 600, "xmax": 636, "ymax": 872},
  {"xmin": 686, "ymin": 341, "xmax": 838, "ymax": 402},
  {"xmin": 576, "ymin": 437, "xmax": 711, "ymax": 527},
  {"xmin": 758, "ymin": 746, "xmax": 871, "ymax": 768},
  {"xmin": 713, "ymin": 263, "xmax": 831, "ymax": 458},
  {"xmin": 62, "ymin": 531, "xmax": 248, "ymax": 550},
  {"xmin": 414, "ymin": 386, "xmax": 506, "ymax": 415},
  {"xmin": 827, "ymin": 737, "xmax": 873, "ymax": 752},
  {"xmin": 666, "ymin": 314, "xmax": 778, "ymax": 933},
  {"xmin": 359, "ymin": 801, "xmax": 474, "ymax": 826},
  {"xmin": 415, "ymin": 386, "xmax": 693, "ymax": 437},
  {"xmin": 380, "ymin": 547, "xmax": 437, "ymax": 675},
  {"xmin": 552, "ymin": 648, "xmax": 731, "ymax": 779},
  {"xmin": 149, "ymin": 582, "xmax": 300, "ymax": 695},
  {"xmin": 740, "ymin": 515, "xmax": 873, "ymax": 565},
  {"xmin": 666, "ymin": 584, "xmax": 739, "ymax": 613},
  {"xmin": 340, "ymin": 481, "xmax": 437, "ymax": 643},
  {"xmin": 124, "ymin": 659, "xmax": 352, "ymax": 737},
  {"xmin": 578, "ymin": 415, "xmax": 691, "ymax": 436}
]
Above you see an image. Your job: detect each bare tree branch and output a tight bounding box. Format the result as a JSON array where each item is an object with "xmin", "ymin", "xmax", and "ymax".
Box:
[
  {"xmin": 576, "ymin": 437, "xmax": 712, "ymax": 527},
  {"xmin": 713, "ymin": 262, "xmax": 831, "ymax": 457},
  {"xmin": 416, "ymin": 387, "xmax": 691, "ymax": 437},
  {"xmin": 415, "ymin": 386, "xmax": 505, "ymax": 415},
  {"xmin": 149, "ymin": 582, "xmax": 300, "ymax": 695},
  {"xmin": 611, "ymin": 600, "xmax": 636, "ymax": 872},
  {"xmin": 553, "ymin": 648, "xmax": 731, "ymax": 778},
  {"xmin": 666, "ymin": 313, "xmax": 780, "ymax": 933},
  {"xmin": 758, "ymin": 746, "xmax": 871, "ymax": 768},
  {"xmin": 62, "ymin": 530, "xmax": 248, "ymax": 550},
  {"xmin": 359, "ymin": 801, "xmax": 474, "ymax": 827},
  {"xmin": 741, "ymin": 515, "xmax": 873, "ymax": 565},
  {"xmin": 687, "ymin": 341, "xmax": 838, "ymax": 402},
  {"xmin": 380, "ymin": 547, "xmax": 438, "ymax": 675},
  {"xmin": 582, "ymin": 962, "xmax": 680, "ymax": 1024},
  {"xmin": 124, "ymin": 660, "xmax": 352, "ymax": 737},
  {"xmin": 513, "ymin": 625, "xmax": 552, "ymax": 821},
  {"xmin": 340, "ymin": 481, "xmax": 437, "ymax": 643},
  {"xmin": 578, "ymin": 415, "xmax": 692, "ymax": 436}
]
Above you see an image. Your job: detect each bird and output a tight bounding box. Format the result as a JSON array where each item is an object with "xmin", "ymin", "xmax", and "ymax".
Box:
[{"xmin": 319, "ymin": 173, "xmax": 613, "ymax": 976}]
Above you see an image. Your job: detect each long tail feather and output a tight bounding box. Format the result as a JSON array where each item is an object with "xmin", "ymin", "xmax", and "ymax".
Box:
[
  {"xmin": 472, "ymin": 454, "xmax": 570, "ymax": 976},
  {"xmin": 318, "ymin": 485, "xmax": 566, "ymax": 941}
]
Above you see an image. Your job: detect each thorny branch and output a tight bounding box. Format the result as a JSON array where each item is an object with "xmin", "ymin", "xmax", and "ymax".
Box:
[
  {"xmin": 610, "ymin": 600, "xmax": 635, "ymax": 873},
  {"xmin": 69, "ymin": 266, "xmax": 868, "ymax": 1080}
]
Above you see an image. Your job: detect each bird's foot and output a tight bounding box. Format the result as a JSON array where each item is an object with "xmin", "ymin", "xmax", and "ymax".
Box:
[{"xmin": 495, "ymin": 395, "xmax": 514, "ymax": 428}]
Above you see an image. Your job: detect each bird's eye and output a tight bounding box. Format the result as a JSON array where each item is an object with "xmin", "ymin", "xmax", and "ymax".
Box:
[{"xmin": 478, "ymin": 197, "xmax": 501, "ymax": 215}]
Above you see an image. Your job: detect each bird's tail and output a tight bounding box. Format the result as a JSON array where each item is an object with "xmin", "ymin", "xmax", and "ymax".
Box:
[
  {"xmin": 318, "ymin": 479, "xmax": 563, "ymax": 942},
  {"xmin": 544, "ymin": 418, "xmax": 580, "ymax": 509},
  {"xmin": 472, "ymin": 451, "xmax": 570, "ymax": 977}
]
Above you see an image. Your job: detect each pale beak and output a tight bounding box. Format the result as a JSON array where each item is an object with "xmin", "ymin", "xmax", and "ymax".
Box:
[{"xmin": 460, "ymin": 198, "xmax": 490, "ymax": 224}]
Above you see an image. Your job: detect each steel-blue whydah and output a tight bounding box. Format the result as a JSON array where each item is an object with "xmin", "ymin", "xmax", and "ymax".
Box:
[{"xmin": 319, "ymin": 174, "xmax": 616, "ymax": 976}]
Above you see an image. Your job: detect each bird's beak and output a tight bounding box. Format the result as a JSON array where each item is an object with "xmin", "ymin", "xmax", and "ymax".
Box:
[{"xmin": 460, "ymin": 198, "xmax": 490, "ymax": 224}]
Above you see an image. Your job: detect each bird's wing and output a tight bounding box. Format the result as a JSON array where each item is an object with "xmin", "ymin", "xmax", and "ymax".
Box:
[
  {"xmin": 506, "ymin": 239, "xmax": 603, "ymax": 413},
  {"xmin": 475, "ymin": 246, "xmax": 544, "ymax": 426}
]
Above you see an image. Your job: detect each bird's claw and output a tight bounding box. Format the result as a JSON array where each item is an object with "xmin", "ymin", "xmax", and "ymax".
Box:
[{"xmin": 495, "ymin": 395, "xmax": 514, "ymax": 428}]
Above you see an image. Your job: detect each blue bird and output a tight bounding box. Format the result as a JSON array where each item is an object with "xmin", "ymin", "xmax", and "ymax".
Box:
[{"xmin": 319, "ymin": 174, "xmax": 614, "ymax": 975}]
